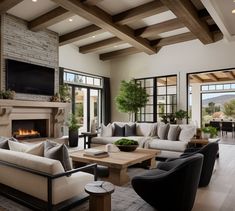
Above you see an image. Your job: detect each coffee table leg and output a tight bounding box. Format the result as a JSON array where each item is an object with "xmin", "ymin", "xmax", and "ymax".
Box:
[
  {"xmin": 142, "ymin": 157, "xmax": 156, "ymax": 169},
  {"xmin": 107, "ymin": 167, "xmax": 129, "ymax": 186},
  {"xmin": 89, "ymin": 194, "xmax": 111, "ymax": 211}
]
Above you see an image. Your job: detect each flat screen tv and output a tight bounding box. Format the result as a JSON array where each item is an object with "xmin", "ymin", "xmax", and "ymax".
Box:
[{"xmin": 6, "ymin": 59, "xmax": 55, "ymax": 96}]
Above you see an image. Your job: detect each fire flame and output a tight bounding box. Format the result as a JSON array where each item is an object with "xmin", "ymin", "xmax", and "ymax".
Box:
[{"xmin": 17, "ymin": 129, "xmax": 40, "ymax": 136}]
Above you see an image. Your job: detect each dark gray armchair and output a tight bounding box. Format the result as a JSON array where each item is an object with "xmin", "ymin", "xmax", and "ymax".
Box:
[
  {"xmin": 132, "ymin": 154, "xmax": 203, "ymax": 211},
  {"xmin": 182, "ymin": 142, "xmax": 219, "ymax": 187}
]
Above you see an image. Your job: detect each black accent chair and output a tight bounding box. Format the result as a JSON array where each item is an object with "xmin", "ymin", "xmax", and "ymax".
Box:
[
  {"xmin": 182, "ymin": 142, "xmax": 219, "ymax": 187},
  {"xmin": 221, "ymin": 121, "xmax": 234, "ymax": 137},
  {"xmin": 209, "ymin": 121, "xmax": 221, "ymax": 131},
  {"xmin": 132, "ymin": 154, "xmax": 203, "ymax": 211}
]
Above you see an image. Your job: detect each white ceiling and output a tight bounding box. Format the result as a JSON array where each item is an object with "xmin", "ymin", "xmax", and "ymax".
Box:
[
  {"xmin": 96, "ymin": 0, "xmax": 152, "ymax": 15},
  {"xmin": 7, "ymin": 0, "xmax": 57, "ymax": 21},
  {"xmin": 48, "ymin": 15, "xmax": 91, "ymax": 36}
]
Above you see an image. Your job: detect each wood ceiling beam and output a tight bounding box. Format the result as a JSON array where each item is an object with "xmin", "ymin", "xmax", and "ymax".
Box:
[
  {"xmin": 207, "ymin": 73, "xmax": 218, "ymax": 81},
  {"xmin": 28, "ymin": 7, "xmax": 73, "ymax": 31},
  {"xmin": 99, "ymin": 47, "xmax": 140, "ymax": 61},
  {"xmin": 191, "ymin": 75, "xmax": 203, "ymax": 83},
  {"xmin": 113, "ymin": 1, "xmax": 168, "ymax": 25},
  {"xmin": 53, "ymin": 0, "xmax": 157, "ymax": 54},
  {"xmin": 59, "ymin": 25, "xmax": 104, "ymax": 46},
  {"xmin": 160, "ymin": 0, "xmax": 214, "ymax": 44},
  {"xmin": 136, "ymin": 18, "xmax": 184, "ymax": 38},
  {"xmin": 0, "ymin": 0, "xmax": 23, "ymax": 14},
  {"xmin": 59, "ymin": 1, "xmax": 169, "ymax": 46},
  {"xmin": 79, "ymin": 37, "xmax": 124, "ymax": 53},
  {"xmin": 224, "ymin": 71, "xmax": 235, "ymax": 80},
  {"xmin": 99, "ymin": 30, "xmax": 221, "ymax": 60},
  {"xmin": 79, "ymin": 19, "xmax": 185, "ymax": 54},
  {"xmin": 198, "ymin": 9, "xmax": 211, "ymax": 22},
  {"xmin": 81, "ymin": 0, "xmax": 104, "ymax": 6}
]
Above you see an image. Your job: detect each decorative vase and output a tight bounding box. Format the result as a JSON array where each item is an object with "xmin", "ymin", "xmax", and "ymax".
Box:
[
  {"xmin": 202, "ymin": 133, "xmax": 210, "ymax": 139},
  {"xmin": 69, "ymin": 129, "xmax": 78, "ymax": 147}
]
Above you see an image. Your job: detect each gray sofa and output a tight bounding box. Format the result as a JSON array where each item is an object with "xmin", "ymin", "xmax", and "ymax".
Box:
[{"xmin": 91, "ymin": 122, "xmax": 196, "ymax": 158}]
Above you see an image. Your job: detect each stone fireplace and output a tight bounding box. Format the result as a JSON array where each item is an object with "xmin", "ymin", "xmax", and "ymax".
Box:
[{"xmin": 0, "ymin": 100, "xmax": 70, "ymax": 140}]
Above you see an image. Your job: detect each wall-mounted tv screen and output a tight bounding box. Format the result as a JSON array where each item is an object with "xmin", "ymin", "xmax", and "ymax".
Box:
[{"xmin": 6, "ymin": 59, "xmax": 55, "ymax": 96}]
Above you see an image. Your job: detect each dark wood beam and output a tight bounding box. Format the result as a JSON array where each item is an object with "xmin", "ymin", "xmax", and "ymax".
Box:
[
  {"xmin": 100, "ymin": 47, "xmax": 140, "ymax": 61},
  {"xmin": 160, "ymin": 0, "xmax": 214, "ymax": 44},
  {"xmin": 79, "ymin": 19, "xmax": 185, "ymax": 54},
  {"xmin": 81, "ymin": 0, "xmax": 104, "ymax": 6},
  {"xmin": 191, "ymin": 75, "xmax": 203, "ymax": 83},
  {"xmin": 59, "ymin": 1, "xmax": 169, "ymax": 46},
  {"xmin": 28, "ymin": 7, "xmax": 73, "ymax": 31},
  {"xmin": 0, "ymin": 0, "xmax": 23, "ymax": 14},
  {"xmin": 113, "ymin": 1, "xmax": 168, "ymax": 25},
  {"xmin": 53, "ymin": 0, "xmax": 157, "ymax": 54},
  {"xmin": 207, "ymin": 73, "xmax": 218, "ymax": 82},
  {"xmin": 59, "ymin": 25, "xmax": 104, "ymax": 46},
  {"xmin": 79, "ymin": 37, "xmax": 125, "ymax": 53},
  {"xmin": 224, "ymin": 71, "xmax": 235, "ymax": 80},
  {"xmin": 136, "ymin": 18, "xmax": 184, "ymax": 38},
  {"xmin": 198, "ymin": 9, "xmax": 211, "ymax": 22}
]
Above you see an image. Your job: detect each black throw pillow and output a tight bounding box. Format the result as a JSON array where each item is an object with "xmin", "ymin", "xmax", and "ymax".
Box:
[
  {"xmin": 125, "ymin": 124, "xmax": 136, "ymax": 136},
  {"xmin": 44, "ymin": 140, "xmax": 72, "ymax": 172},
  {"xmin": 113, "ymin": 124, "xmax": 125, "ymax": 136}
]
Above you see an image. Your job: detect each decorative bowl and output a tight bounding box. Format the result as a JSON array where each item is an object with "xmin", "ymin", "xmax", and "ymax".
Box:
[{"xmin": 116, "ymin": 144, "xmax": 138, "ymax": 152}]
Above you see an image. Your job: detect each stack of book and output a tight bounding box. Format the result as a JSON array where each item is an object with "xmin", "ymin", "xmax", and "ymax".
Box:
[{"xmin": 83, "ymin": 148, "xmax": 109, "ymax": 158}]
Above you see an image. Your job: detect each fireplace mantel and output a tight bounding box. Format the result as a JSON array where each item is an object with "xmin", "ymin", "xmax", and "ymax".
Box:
[{"xmin": 0, "ymin": 100, "xmax": 70, "ymax": 138}]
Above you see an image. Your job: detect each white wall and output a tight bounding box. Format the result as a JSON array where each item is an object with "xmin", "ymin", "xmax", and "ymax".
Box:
[
  {"xmin": 110, "ymin": 38, "xmax": 235, "ymax": 122},
  {"xmin": 59, "ymin": 44, "xmax": 110, "ymax": 77}
]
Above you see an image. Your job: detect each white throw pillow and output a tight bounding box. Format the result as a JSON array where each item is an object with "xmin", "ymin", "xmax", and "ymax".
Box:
[
  {"xmin": 8, "ymin": 141, "xmax": 44, "ymax": 156},
  {"xmin": 179, "ymin": 126, "xmax": 196, "ymax": 142},
  {"xmin": 101, "ymin": 123, "xmax": 113, "ymax": 137}
]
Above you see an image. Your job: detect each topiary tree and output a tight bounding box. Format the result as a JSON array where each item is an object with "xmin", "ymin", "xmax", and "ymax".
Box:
[{"xmin": 115, "ymin": 80, "xmax": 149, "ymax": 121}]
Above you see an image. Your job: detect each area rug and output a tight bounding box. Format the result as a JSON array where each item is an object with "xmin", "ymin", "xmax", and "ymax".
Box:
[{"xmin": 0, "ymin": 168, "xmax": 156, "ymax": 211}]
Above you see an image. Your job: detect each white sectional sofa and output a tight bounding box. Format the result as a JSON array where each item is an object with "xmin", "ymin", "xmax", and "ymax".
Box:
[
  {"xmin": 91, "ymin": 122, "xmax": 196, "ymax": 158},
  {"xmin": 0, "ymin": 147, "xmax": 96, "ymax": 210}
]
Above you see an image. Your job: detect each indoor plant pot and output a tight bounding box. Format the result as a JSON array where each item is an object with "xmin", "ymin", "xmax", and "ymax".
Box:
[{"xmin": 68, "ymin": 114, "xmax": 80, "ymax": 147}]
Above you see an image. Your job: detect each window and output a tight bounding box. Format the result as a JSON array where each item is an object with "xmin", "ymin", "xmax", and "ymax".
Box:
[{"xmin": 136, "ymin": 75, "xmax": 177, "ymax": 122}]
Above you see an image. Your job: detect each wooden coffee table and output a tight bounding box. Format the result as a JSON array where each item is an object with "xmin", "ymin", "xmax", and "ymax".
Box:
[{"xmin": 70, "ymin": 146, "xmax": 159, "ymax": 186}]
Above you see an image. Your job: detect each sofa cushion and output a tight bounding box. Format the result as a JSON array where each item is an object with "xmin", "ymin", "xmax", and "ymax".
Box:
[
  {"xmin": 158, "ymin": 123, "xmax": 169, "ymax": 140},
  {"xmin": 149, "ymin": 139, "xmax": 188, "ymax": 152},
  {"xmin": 113, "ymin": 123, "xmax": 125, "ymax": 136},
  {"xmin": 167, "ymin": 125, "xmax": 181, "ymax": 141},
  {"xmin": 8, "ymin": 141, "xmax": 44, "ymax": 156},
  {"xmin": 100, "ymin": 123, "xmax": 113, "ymax": 137},
  {"xmin": 44, "ymin": 141, "xmax": 72, "ymax": 172},
  {"xmin": 179, "ymin": 125, "xmax": 196, "ymax": 142},
  {"xmin": 136, "ymin": 123, "xmax": 155, "ymax": 136},
  {"xmin": 125, "ymin": 124, "xmax": 136, "ymax": 136}
]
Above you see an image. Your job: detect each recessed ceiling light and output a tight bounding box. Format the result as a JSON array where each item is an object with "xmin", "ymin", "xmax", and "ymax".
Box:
[
  {"xmin": 69, "ymin": 18, "xmax": 73, "ymax": 22},
  {"xmin": 92, "ymin": 36, "xmax": 96, "ymax": 38},
  {"xmin": 232, "ymin": 9, "xmax": 235, "ymax": 13},
  {"xmin": 32, "ymin": 0, "xmax": 37, "ymax": 2}
]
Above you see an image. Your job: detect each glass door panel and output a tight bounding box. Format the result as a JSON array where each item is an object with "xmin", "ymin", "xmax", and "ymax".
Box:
[
  {"xmin": 89, "ymin": 89, "xmax": 101, "ymax": 131},
  {"xmin": 75, "ymin": 87, "xmax": 87, "ymax": 133}
]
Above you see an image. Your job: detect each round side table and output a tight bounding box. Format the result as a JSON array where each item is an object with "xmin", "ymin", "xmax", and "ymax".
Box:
[{"xmin": 85, "ymin": 181, "xmax": 115, "ymax": 211}]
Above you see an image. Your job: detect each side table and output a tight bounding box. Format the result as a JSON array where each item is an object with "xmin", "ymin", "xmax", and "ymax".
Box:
[
  {"xmin": 85, "ymin": 181, "xmax": 115, "ymax": 211},
  {"xmin": 81, "ymin": 132, "xmax": 98, "ymax": 149}
]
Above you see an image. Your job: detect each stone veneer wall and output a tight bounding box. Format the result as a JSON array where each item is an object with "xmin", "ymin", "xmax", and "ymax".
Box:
[{"xmin": 0, "ymin": 14, "xmax": 59, "ymax": 101}]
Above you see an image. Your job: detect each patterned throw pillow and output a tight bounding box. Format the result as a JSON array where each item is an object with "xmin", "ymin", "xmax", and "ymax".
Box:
[{"xmin": 44, "ymin": 140, "xmax": 72, "ymax": 172}]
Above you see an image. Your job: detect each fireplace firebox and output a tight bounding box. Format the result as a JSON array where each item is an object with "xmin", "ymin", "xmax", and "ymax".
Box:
[{"xmin": 12, "ymin": 120, "xmax": 48, "ymax": 140}]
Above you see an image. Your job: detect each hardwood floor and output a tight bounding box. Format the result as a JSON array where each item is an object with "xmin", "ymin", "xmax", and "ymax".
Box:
[{"xmin": 193, "ymin": 144, "xmax": 235, "ymax": 211}]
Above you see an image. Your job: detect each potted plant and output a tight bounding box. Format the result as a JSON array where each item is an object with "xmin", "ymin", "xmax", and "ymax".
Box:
[
  {"xmin": 175, "ymin": 109, "xmax": 188, "ymax": 124},
  {"xmin": 68, "ymin": 114, "xmax": 80, "ymax": 147},
  {"xmin": 202, "ymin": 126, "xmax": 217, "ymax": 139},
  {"xmin": 59, "ymin": 84, "xmax": 71, "ymax": 103},
  {"xmin": 115, "ymin": 80, "xmax": 149, "ymax": 121}
]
